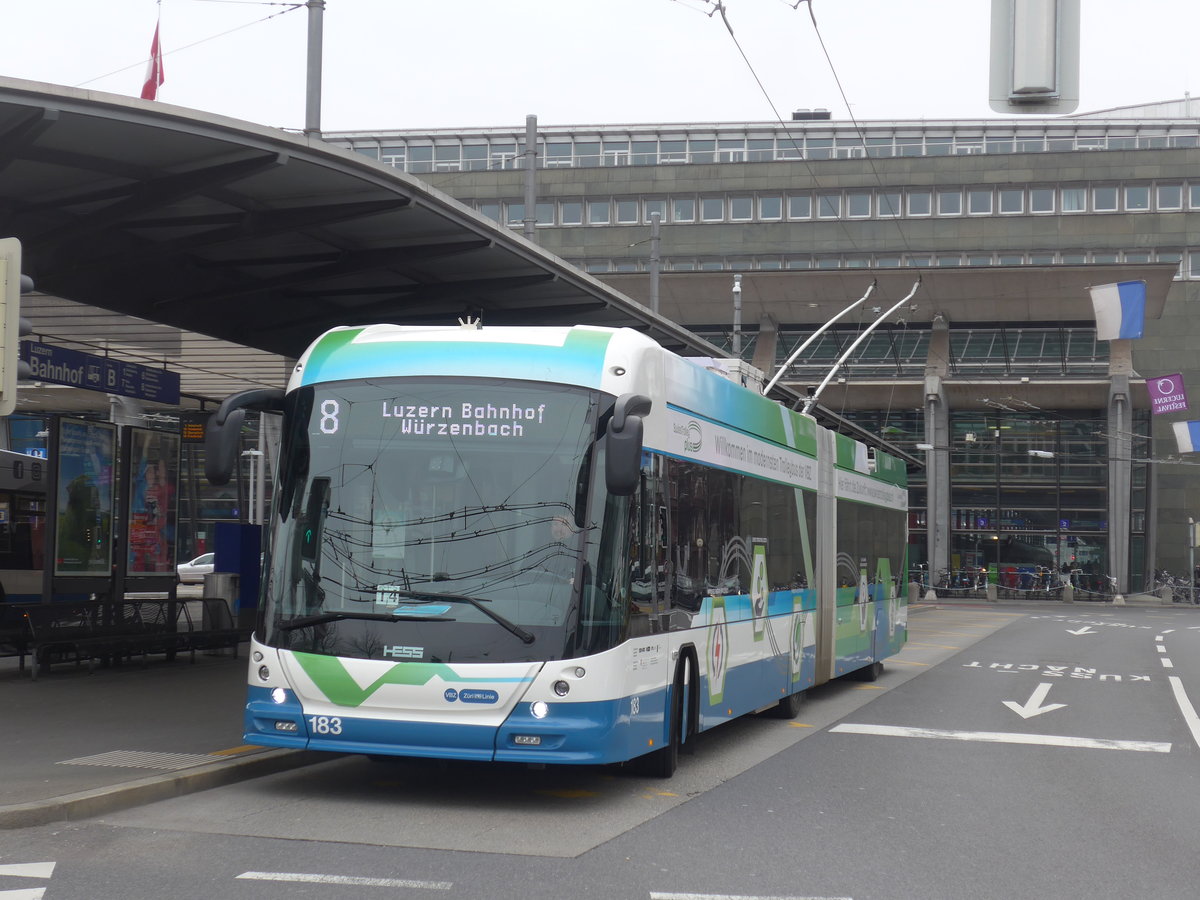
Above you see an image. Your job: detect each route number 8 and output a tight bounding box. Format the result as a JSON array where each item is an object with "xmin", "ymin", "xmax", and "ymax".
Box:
[{"xmin": 320, "ymin": 400, "xmax": 340, "ymax": 434}]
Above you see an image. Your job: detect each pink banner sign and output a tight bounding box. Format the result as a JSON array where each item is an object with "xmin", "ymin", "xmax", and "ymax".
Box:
[{"xmin": 1149, "ymin": 374, "xmax": 1189, "ymax": 415}]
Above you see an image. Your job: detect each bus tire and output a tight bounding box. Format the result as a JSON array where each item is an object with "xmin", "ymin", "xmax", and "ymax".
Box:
[
  {"xmin": 766, "ymin": 689, "xmax": 803, "ymax": 719},
  {"xmin": 854, "ymin": 660, "xmax": 883, "ymax": 682},
  {"xmin": 638, "ymin": 665, "xmax": 683, "ymax": 778}
]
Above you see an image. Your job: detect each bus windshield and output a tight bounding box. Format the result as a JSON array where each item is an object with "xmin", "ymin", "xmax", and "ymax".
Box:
[{"xmin": 262, "ymin": 378, "xmax": 633, "ymax": 663}]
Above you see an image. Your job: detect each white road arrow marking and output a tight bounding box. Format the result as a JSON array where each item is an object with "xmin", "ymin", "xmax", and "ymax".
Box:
[
  {"xmin": 1066, "ymin": 626, "xmax": 1097, "ymax": 635},
  {"xmin": 1003, "ymin": 682, "xmax": 1067, "ymax": 719}
]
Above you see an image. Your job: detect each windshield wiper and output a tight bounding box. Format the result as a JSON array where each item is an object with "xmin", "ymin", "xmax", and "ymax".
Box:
[
  {"xmin": 383, "ymin": 588, "xmax": 536, "ymax": 644},
  {"xmin": 279, "ymin": 610, "xmax": 456, "ymax": 632}
]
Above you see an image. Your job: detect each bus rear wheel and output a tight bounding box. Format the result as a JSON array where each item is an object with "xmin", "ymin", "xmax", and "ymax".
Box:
[
  {"xmin": 765, "ymin": 689, "xmax": 803, "ymax": 719},
  {"xmin": 853, "ymin": 660, "xmax": 883, "ymax": 682}
]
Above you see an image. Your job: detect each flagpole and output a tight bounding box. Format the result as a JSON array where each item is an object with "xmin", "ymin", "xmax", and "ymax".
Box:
[{"xmin": 304, "ymin": 0, "xmax": 325, "ymax": 137}]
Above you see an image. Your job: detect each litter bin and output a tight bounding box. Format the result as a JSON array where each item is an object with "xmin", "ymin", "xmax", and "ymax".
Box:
[{"xmin": 203, "ymin": 572, "xmax": 240, "ymax": 628}]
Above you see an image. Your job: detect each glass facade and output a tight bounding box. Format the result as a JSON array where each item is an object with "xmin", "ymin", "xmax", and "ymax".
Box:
[{"xmin": 847, "ymin": 408, "xmax": 1151, "ymax": 592}]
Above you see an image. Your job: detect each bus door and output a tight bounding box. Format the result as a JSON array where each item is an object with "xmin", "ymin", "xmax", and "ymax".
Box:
[
  {"xmin": 872, "ymin": 571, "xmax": 906, "ymax": 661},
  {"xmin": 629, "ymin": 458, "xmax": 670, "ymax": 637}
]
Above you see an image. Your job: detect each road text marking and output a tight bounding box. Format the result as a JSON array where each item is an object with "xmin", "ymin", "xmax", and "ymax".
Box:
[{"xmin": 830, "ymin": 723, "xmax": 1171, "ymax": 753}]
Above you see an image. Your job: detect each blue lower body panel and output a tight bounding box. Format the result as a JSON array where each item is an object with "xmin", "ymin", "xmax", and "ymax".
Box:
[{"xmin": 245, "ymin": 686, "xmax": 636, "ymax": 765}]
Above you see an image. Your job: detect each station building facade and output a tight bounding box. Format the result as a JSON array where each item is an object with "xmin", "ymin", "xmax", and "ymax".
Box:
[{"xmin": 326, "ymin": 100, "xmax": 1200, "ymax": 591}]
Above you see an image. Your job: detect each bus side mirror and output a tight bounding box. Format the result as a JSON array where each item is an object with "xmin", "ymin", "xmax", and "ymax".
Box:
[
  {"xmin": 204, "ymin": 388, "xmax": 285, "ymax": 485},
  {"xmin": 605, "ymin": 393, "xmax": 651, "ymax": 496},
  {"xmin": 205, "ymin": 408, "xmax": 245, "ymax": 486}
]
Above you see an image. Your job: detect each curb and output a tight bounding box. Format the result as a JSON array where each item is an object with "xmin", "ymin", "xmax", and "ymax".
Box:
[{"xmin": 0, "ymin": 748, "xmax": 329, "ymax": 830}]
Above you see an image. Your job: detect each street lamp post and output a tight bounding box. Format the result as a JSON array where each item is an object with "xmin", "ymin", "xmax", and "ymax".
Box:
[{"xmin": 1190, "ymin": 516, "xmax": 1196, "ymax": 603}]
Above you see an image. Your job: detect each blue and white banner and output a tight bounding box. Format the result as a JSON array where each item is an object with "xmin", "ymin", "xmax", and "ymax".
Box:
[
  {"xmin": 1089, "ymin": 280, "xmax": 1146, "ymax": 341},
  {"xmin": 1172, "ymin": 420, "xmax": 1200, "ymax": 453}
]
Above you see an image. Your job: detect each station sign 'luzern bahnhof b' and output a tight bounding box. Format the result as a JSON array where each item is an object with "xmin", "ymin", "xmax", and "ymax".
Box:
[{"xmin": 20, "ymin": 340, "xmax": 180, "ymax": 404}]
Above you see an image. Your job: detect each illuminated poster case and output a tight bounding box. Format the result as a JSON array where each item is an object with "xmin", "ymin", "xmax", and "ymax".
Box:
[{"xmin": 53, "ymin": 418, "xmax": 115, "ymax": 577}]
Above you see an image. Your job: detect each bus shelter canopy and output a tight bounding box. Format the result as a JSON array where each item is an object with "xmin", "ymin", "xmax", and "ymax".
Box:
[{"xmin": 0, "ymin": 77, "xmax": 718, "ymax": 406}]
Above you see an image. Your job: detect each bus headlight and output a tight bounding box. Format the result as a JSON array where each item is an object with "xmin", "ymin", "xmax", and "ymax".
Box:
[
  {"xmin": 257, "ymin": 665, "xmax": 271, "ymax": 682},
  {"xmin": 271, "ymin": 687, "xmax": 287, "ymax": 704},
  {"xmin": 530, "ymin": 700, "xmax": 550, "ymax": 719},
  {"xmin": 553, "ymin": 680, "xmax": 570, "ymax": 697}
]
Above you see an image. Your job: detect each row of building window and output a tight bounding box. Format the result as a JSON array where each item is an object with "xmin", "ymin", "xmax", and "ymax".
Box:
[
  {"xmin": 336, "ymin": 127, "xmax": 1200, "ymax": 172},
  {"xmin": 575, "ymin": 248, "xmax": 1197, "ymax": 277},
  {"xmin": 695, "ymin": 327, "xmax": 1110, "ymax": 379},
  {"xmin": 474, "ymin": 182, "xmax": 1200, "ymax": 229}
]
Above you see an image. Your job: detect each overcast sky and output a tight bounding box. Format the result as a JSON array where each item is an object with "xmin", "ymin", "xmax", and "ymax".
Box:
[{"xmin": 3, "ymin": 1, "xmax": 1196, "ymax": 133}]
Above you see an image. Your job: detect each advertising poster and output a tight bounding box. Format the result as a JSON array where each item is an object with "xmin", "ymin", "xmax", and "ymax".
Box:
[
  {"xmin": 127, "ymin": 428, "xmax": 180, "ymax": 576},
  {"xmin": 54, "ymin": 418, "xmax": 116, "ymax": 577}
]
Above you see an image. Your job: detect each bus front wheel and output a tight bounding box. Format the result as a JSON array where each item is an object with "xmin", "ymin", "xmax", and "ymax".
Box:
[{"xmin": 637, "ymin": 665, "xmax": 684, "ymax": 778}]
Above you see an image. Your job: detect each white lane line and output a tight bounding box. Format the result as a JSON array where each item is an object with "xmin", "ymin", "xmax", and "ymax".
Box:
[
  {"xmin": 1156, "ymin": 645, "xmax": 1167, "ymax": 653},
  {"xmin": 1167, "ymin": 676, "xmax": 1200, "ymax": 751},
  {"xmin": 1162, "ymin": 658, "xmax": 1175, "ymax": 668},
  {"xmin": 830, "ymin": 723, "xmax": 1171, "ymax": 753},
  {"xmin": 0, "ymin": 889, "xmax": 47, "ymax": 899},
  {"xmin": 236, "ymin": 872, "xmax": 452, "ymax": 890},
  {"xmin": 0, "ymin": 866, "xmax": 55, "ymax": 879},
  {"xmin": 651, "ymin": 894, "xmax": 852, "ymax": 900}
]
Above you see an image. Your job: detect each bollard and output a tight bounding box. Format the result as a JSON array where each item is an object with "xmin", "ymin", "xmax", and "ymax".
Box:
[
  {"xmin": 1062, "ymin": 582, "xmax": 1074, "ymax": 603},
  {"xmin": 986, "ymin": 582, "xmax": 998, "ymax": 603},
  {"xmin": 924, "ymin": 588, "xmax": 938, "ymax": 603},
  {"xmin": 1112, "ymin": 593, "xmax": 1125, "ymax": 606}
]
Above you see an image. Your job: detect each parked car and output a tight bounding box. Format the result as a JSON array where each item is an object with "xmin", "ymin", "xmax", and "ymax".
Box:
[{"xmin": 176, "ymin": 552, "xmax": 215, "ymax": 584}]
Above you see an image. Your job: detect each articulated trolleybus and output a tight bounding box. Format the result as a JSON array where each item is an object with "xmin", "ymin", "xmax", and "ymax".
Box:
[{"xmin": 207, "ymin": 323, "xmax": 907, "ymax": 776}]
